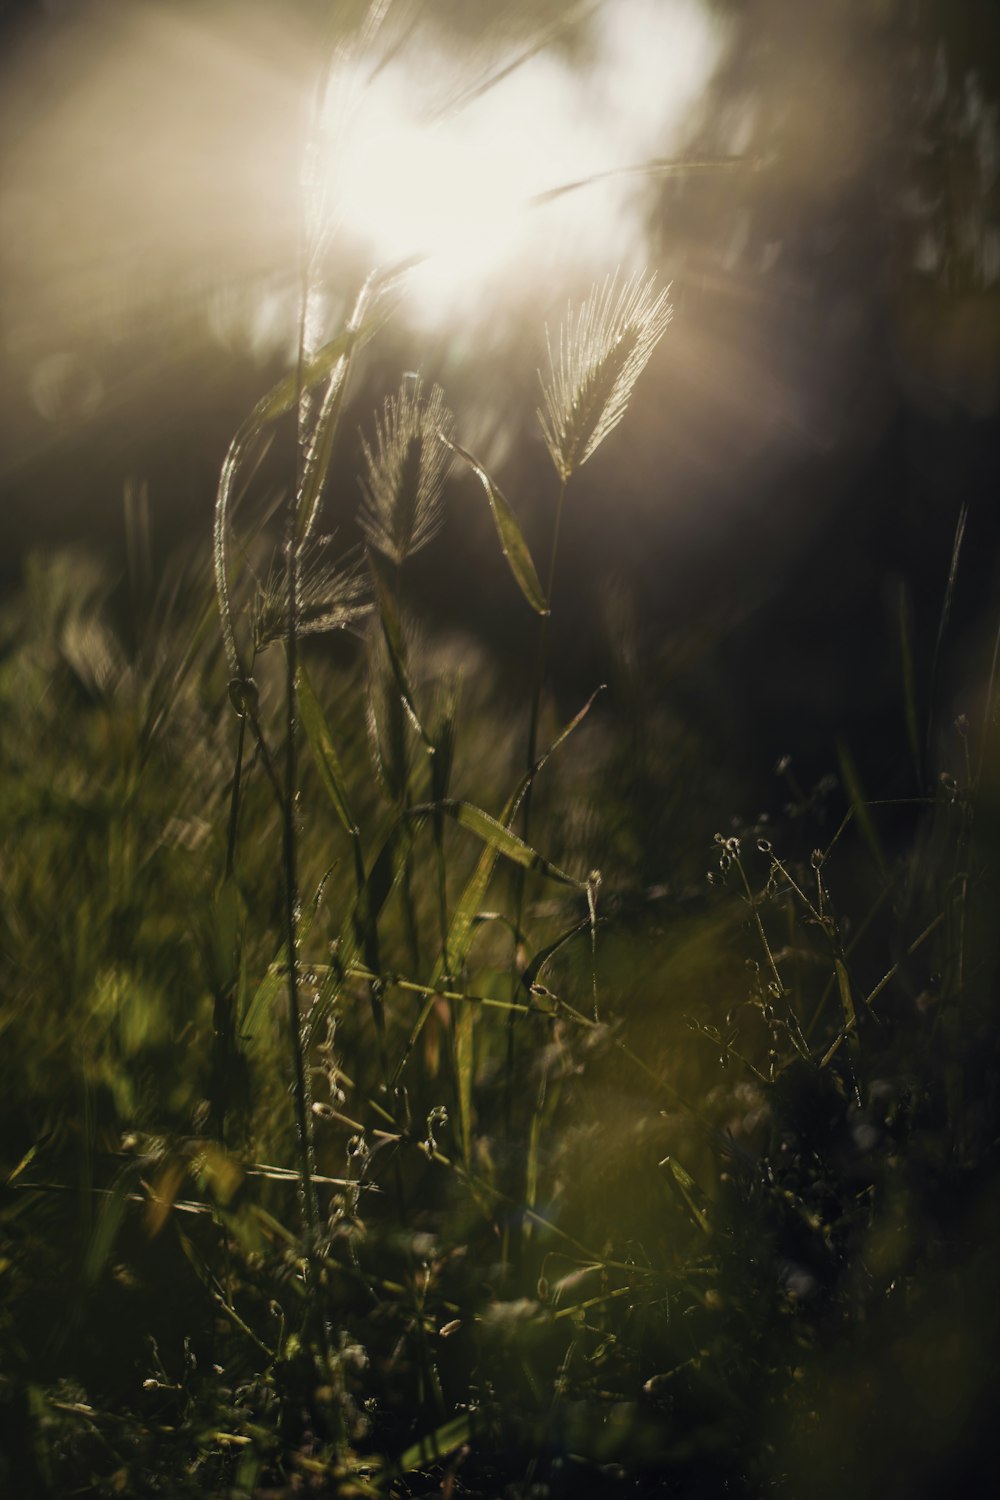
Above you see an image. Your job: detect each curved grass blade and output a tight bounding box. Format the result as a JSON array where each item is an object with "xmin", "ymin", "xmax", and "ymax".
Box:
[
  {"xmin": 533, "ymin": 683, "xmax": 605, "ymax": 776},
  {"xmin": 410, "ymin": 798, "xmax": 583, "ymax": 888},
  {"xmin": 455, "ymin": 1003, "xmax": 475, "ymax": 1166},
  {"xmin": 297, "ymin": 662, "xmax": 359, "ymax": 839},
  {"xmin": 399, "ymin": 1413, "xmax": 472, "ymax": 1474},
  {"xmin": 659, "ymin": 1155, "xmax": 711, "ymax": 1237},
  {"xmin": 394, "ymin": 689, "xmax": 601, "ymax": 1078},
  {"xmin": 529, "ymin": 153, "xmax": 752, "ymax": 209},
  {"xmin": 520, "ymin": 914, "xmax": 591, "ymax": 995},
  {"xmin": 443, "ymin": 437, "xmax": 548, "ymax": 616}
]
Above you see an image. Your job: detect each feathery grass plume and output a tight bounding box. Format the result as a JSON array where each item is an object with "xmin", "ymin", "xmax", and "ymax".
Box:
[
  {"xmin": 251, "ymin": 544, "xmax": 370, "ymax": 652},
  {"xmin": 538, "ymin": 270, "xmax": 672, "ymax": 482},
  {"xmin": 359, "ymin": 378, "xmax": 454, "ymax": 565}
]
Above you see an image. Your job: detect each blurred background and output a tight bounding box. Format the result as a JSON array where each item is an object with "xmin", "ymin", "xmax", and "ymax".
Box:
[{"xmin": 0, "ymin": 0, "xmax": 998, "ymax": 785}]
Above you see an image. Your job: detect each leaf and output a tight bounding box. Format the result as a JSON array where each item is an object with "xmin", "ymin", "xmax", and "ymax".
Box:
[
  {"xmin": 520, "ymin": 915, "xmax": 591, "ymax": 995},
  {"xmin": 660, "ymin": 1156, "xmax": 711, "ymax": 1236},
  {"xmin": 444, "ymin": 437, "xmax": 549, "ymax": 616},
  {"xmin": 412, "ymin": 799, "xmax": 582, "ymax": 888},
  {"xmin": 258, "ymin": 326, "xmax": 359, "ymax": 427},
  {"xmin": 534, "ymin": 683, "xmax": 605, "ymax": 774},
  {"xmin": 297, "ymin": 663, "xmax": 358, "ymax": 838},
  {"xmin": 393, "ymin": 783, "xmax": 527, "ymax": 1086},
  {"xmin": 145, "ymin": 1158, "xmax": 189, "ymax": 1239},
  {"xmin": 399, "ymin": 1413, "xmax": 472, "ymax": 1473},
  {"xmin": 431, "ymin": 679, "xmax": 460, "ymax": 805},
  {"xmin": 390, "ymin": 724, "xmax": 596, "ymax": 1080},
  {"xmin": 83, "ymin": 1171, "xmax": 134, "ymax": 1285},
  {"xmin": 455, "ymin": 1005, "xmax": 475, "ymax": 1167}
]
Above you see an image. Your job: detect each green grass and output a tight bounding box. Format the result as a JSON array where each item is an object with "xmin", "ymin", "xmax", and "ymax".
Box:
[{"xmin": 1, "ymin": 242, "xmax": 998, "ymax": 1498}]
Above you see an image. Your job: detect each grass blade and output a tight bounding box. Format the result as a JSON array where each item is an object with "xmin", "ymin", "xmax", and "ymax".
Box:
[
  {"xmin": 520, "ymin": 915, "xmax": 591, "ymax": 994},
  {"xmin": 659, "ymin": 1156, "xmax": 711, "ymax": 1237},
  {"xmin": 443, "ymin": 437, "xmax": 549, "ymax": 616},
  {"xmin": 411, "ymin": 799, "xmax": 583, "ymax": 888},
  {"xmin": 399, "ymin": 1413, "xmax": 472, "ymax": 1473}
]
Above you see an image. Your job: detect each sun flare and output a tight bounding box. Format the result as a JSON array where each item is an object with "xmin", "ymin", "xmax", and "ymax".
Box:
[{"xmin": 321, "ymin": 0, "xmax": 721, "ymax": 325}]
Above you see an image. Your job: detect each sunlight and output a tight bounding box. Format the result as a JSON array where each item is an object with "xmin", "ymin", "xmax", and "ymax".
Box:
[
  {"xmin": 335, "ymin": 83, "xmax": 529, "ymax": 298},
  {"xmin": 324, "ymin": 0, "xmax": 723, "ymax": 326}
]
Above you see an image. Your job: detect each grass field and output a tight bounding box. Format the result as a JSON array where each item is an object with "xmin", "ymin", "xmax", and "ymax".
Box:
[{"xmin": 1, "ymin": 233, "xmax": 998, "ymax": 1498}]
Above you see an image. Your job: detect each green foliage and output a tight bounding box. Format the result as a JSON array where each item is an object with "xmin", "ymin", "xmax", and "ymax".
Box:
[{"xmin": 2, "ymin": 257, "xmax": 998, "ymax": 1500}]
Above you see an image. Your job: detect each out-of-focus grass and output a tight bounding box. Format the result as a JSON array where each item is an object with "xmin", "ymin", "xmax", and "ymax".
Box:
[{"xmin": 1, "ymin": 517, "xmax": 998, "ymax": 1497}]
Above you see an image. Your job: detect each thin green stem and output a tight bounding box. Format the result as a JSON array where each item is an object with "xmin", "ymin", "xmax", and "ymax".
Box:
[
  {"xmin": 503, "ymin": 474, "xmax": 567, "ymax": 1222},
  {"xmin": 282, "ymin": 522, "xmax": 318, "ymax": 1238},
  {"xmin": 224, "ymin": 714, "xmax": 246, "ymax": 881}
]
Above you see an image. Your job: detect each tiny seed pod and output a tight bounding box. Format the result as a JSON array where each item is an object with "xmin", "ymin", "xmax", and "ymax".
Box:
[
  {"xmin": 810, "ymin": 849, "xmax": 824, "ymax": 869},
  {"xmin": 757, "ymin": 837, "xmax": 773, "ymax": 854}
]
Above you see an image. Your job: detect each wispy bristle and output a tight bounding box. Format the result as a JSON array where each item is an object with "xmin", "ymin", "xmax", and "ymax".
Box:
[
  {"xmin": 538, "ymin": 271, "xmax": 672, "ymax": 482},
  {"xmin": 252, "ymin": 546, "xmax": 370, "ymax": 651},
  {"xmin": 359, "ymin": 379, "xmax": 454, "ymax": 565}
]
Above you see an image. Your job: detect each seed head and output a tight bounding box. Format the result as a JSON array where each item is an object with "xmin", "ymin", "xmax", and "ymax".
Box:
[
  {"xmin": 359, "ymin": 378, "xmax": 454, "ymax": 564},
  {"xmin": 538, "ymin": 271, "xmax": 672, "ymax": 483}
]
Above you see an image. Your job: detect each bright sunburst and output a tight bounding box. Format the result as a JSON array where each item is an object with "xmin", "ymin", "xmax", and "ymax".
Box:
[{"xmin": 322, "ymin": 0, "xmax": 722, "ymax": 325}]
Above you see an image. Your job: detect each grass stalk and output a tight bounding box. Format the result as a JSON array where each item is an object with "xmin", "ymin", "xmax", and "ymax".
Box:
[
  {"xmin": 503, "ymin": 475, "xmax": 567, "ymax": 1208},
  {"xmin": 281, "ymin": 521, "xmax": 319, "ymax": 1238}
]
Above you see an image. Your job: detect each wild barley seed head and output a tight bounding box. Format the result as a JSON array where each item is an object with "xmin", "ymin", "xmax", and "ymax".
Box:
[
  {"xmin": 359, "ymin": 378, "xmax": 454, "ymax": 565},
  {"xmin": 252, "ymin": 546, "xmax": 370, "ymax": 650},
  {"xmin": 538, "ymin": 271, "xmax": 673, "ymax": 483}
]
